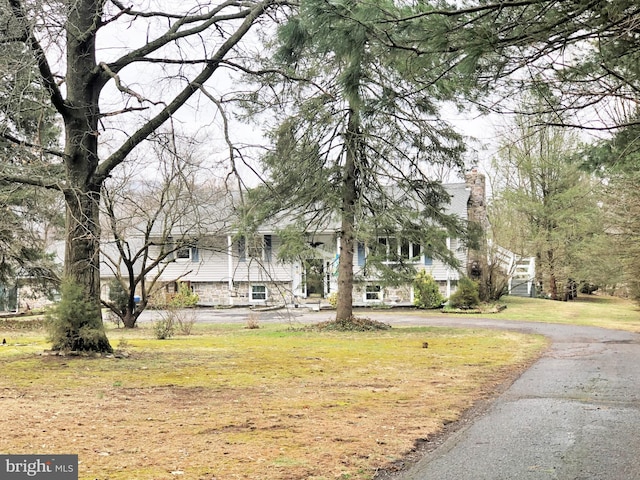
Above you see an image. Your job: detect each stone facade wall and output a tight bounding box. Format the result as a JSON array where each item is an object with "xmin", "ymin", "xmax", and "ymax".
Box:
[
  {"xmin": 464, "ymin": 167, "xmax": 488, "ymax": 279},
  {"xmin": 191, "ymin": 282, "xmax": 234, "ymax": 306},
  {"xmin": 191, "ymin": 281, "xmax": 294, "ymax": 306}
]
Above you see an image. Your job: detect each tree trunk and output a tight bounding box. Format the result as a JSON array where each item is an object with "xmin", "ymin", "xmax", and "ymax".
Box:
[
  {"xmin": 122, "ymin": 308, "xmax": 137, "ymax": 329},
  {"xmin": 335, "ymin": 109, "xmax": 360, "ymax": 321},
  {"xmin": 52, "ymin": 0, "xmax": 112, "ymax": 352},
  {"xmin": 58, "ymin": 185, "xmax": 112, "ymax": 352},
  {"xmin": 547, "ymin": 249, "xmax": 558, "ymax": 301}
]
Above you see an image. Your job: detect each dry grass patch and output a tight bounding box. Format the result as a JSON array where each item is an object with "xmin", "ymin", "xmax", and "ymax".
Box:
[{"xmin": 0, "ymin": 323, "xmax": 547, "ymax": 479}]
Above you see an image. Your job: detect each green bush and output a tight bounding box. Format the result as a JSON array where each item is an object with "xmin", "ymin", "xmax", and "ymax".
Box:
[
  {"xmin": 153, "ymin": 317, "xmax": 175, "ymax": 339},
  {"xmin": 163, "ymin": 282, "xmax": 199, "ymax": 335},
  {"xmin": 327, "ymin": 292, "xmax": 338, "ymax": 308},
  {"xmin": 413, "ymin": 271, "xmax": 444, "ymax": 309},
  {"xmin": 108, "ymin": 279, "xmax": 129, "ymax": 313},
  {"xmin": 46, "ymin": 280, "xmax": 112, "ymax": 352},
  {"xmin": 449, "ymin": 277, "xmax": 481, "ymax": 309},
  {"xmin": 169, "ymin": 282, "xmax": 199, "ymax": 308}
]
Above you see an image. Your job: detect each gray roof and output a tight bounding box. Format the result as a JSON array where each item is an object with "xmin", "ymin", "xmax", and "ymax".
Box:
[
  {"xmin": 117, "ymin": 181, "xmax": 471, "ymax": 239},
  {"xmin": 442, "ymin": 182, "xmax": 471, "ymax": 219}
]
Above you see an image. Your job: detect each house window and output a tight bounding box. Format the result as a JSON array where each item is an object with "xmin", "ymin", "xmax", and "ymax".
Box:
[
  {"xmin": 238, "ymin": 235, "xmax": 272, "ymax": 262},
  {"xmin": 175, "ymin": 246, "xmax": 199, "ymax": 262},
  {"xmin": 365, "ymin": 285, "xmax": 382, "ymax": 301},
  {"xmin": 251, "ymin": 285, "xmax": 267, "ymax": 301},
  {"xmin": 378, "ymin": 236, "xmax": 422, "ymax": 263}
]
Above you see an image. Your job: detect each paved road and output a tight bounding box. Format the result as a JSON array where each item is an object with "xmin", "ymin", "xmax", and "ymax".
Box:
[
  {"xmin": 139, "ymin": 307, "xmax": 640, "ymax": 478},
  {"xmin": 367, "ymin": 315, "xmax": 640, "ymax": 480}
]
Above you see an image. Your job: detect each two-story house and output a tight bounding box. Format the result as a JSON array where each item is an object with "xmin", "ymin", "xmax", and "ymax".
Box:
[{"xmin": 139, "ymin": 169, "xmax": 490, "ymax": 307}]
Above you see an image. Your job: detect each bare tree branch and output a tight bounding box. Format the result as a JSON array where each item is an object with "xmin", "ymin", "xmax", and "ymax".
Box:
[{"xmin": 96, "ymin": 0, "xmax": 282, "ymax": 182}]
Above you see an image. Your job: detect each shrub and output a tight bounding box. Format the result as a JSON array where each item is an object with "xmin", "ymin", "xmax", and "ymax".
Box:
[
  {"xmin": 449, "ymin": 277, "xmax": 481, "ymax": 309},
  {"xmin": 313, "ymin": 316, "xmax": 391, "ymax": 331},
  {"xmin": 46, "ymin": 280, "xmax": 112, "ymax": 352},
  {"xmin": 169, "ymin": 282, "xmax": 199, "ymax": 308},
  {"xmin": 153, "ymin": 317, "xmax": 175, "ymax": 339},
  {"xmin": 327, "ymin": 292, "xmax": 338, "ymax": 308},
  {"xmin": 162, "ymin": 282, "xmax": 199, "ymax": 335},
  {"xmin": 245, "ymin": 312, "xmax": 260, "ymax": 329},
  {"xmin": 108, "ymin": 279, "xmax": 129, "ymax": 314},
  {"xmin": 413, "ymin": 271, "xmax": 444, "ymax": 309}
]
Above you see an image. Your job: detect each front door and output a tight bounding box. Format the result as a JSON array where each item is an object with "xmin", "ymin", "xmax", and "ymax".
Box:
[{"xmin": 304, "ymin": 259, "xmax": 325, "ymax": 298}]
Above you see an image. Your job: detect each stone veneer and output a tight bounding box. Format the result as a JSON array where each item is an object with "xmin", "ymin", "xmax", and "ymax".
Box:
[{"xmin": 191, "ymin": 281, "xmax": 294, "ymax": 306}]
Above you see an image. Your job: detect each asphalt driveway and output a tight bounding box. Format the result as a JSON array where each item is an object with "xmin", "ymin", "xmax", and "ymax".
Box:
[{"xmin": 367, "ymin": 314, "xmax": 640, "ymax": 480}]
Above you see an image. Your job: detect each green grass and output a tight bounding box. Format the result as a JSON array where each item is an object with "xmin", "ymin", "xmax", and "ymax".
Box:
[
  {"xmin": 489, "ymin": 294, "xmax": 640, "ymax": 331},
  {"xmin": 4, "ymin": 292, "xmax": 637, "ymax": 479}
]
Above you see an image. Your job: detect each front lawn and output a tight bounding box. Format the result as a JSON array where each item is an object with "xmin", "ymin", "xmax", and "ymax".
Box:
[{"xmin": 0, "ymin": 321, "xmax": 546, "ymax": 479}]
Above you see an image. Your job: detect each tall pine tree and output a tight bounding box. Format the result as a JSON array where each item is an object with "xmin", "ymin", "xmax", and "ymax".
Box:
[{"xmin": 241, "ymin": 0, "xmax": 473, "ymax": 319}]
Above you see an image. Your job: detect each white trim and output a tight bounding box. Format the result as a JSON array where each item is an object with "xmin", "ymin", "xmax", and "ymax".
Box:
[{"xmin": 175, "ymin": 246, "xmax": 191, "ymax": 261}]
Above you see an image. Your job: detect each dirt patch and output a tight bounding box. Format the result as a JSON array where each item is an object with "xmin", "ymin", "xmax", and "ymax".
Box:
[{"xmin": 0, "ymin": 365, "xmax": 530, "ymax": 480}]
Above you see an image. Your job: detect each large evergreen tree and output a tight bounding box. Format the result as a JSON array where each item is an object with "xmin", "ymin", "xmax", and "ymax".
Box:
[
  {"xmin": 240, "ymin": 0, "xmax": 472, "ymax": 320},
  {"xmin": 403, "ymin": 1, "xmax": 640, "ymax": 128},
  {"xmin": 581, "ymin": 118, "xmax": 640, "ymax": 298},
  {"xmin": 0, "ymin": 22, "xmax": 62, "ymax": 296},
  {"xmin": 490, "ymin": 101, "xmax": 605, "ymax": 299}
]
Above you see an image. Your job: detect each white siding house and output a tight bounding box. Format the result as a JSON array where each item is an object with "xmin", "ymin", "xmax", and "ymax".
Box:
[{"xmin": 121, "ymin": 170, "xmax": 487, "ymax": 307}]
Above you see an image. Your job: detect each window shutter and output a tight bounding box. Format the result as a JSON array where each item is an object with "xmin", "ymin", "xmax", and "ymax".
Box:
[
  {"xmin": 264, "ymin": 235, "xmax": 272, "ymax": 262},
  {"xmin": 191, "ymin": 247, "xmax": 199, "ymax": 262}
]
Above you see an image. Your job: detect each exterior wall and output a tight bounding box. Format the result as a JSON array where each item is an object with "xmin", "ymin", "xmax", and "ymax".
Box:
[
  {"xmin": 191, "ymin": 280, "xmax": 294, "ymax": 306},
  {"xmin": 190, "ymin": 281, "xmax": 233, "ymax": 306},
  {"xmin": 351, "ymin": 280, "xmax": 458, "ymax": 306},
  {"xmin": 416, "ymin": 241, "xmax": 465, "ymax": 281},
  {"xmin": 229, "ymin": 234, "xmax": 294, "ymax": 283},
  {"xmin": 152, "ymin": 236, "xmax": 229, "ymax": 283},
  {"xmin": 16, "ymin": 284, "xmax": 53, "ymax": 312}
]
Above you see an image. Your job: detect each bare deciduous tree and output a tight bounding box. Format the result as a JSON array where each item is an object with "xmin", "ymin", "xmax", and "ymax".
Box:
[
  {"xmin": 100, "ymin": 133, "xmax": 235, "ymax": 328},
  {"xmin": 1, "ymin": 0, "xmax": 285, "ymax": 351}
]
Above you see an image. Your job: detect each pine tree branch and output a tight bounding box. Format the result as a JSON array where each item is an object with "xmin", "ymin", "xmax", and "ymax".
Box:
[
  {"xmin": 8, "ymin": 0, "xmax": 69, "ymax": 118},
  {"xmin": 0, "ymin": 132, "xmax": 66, "ymax": 159}
]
